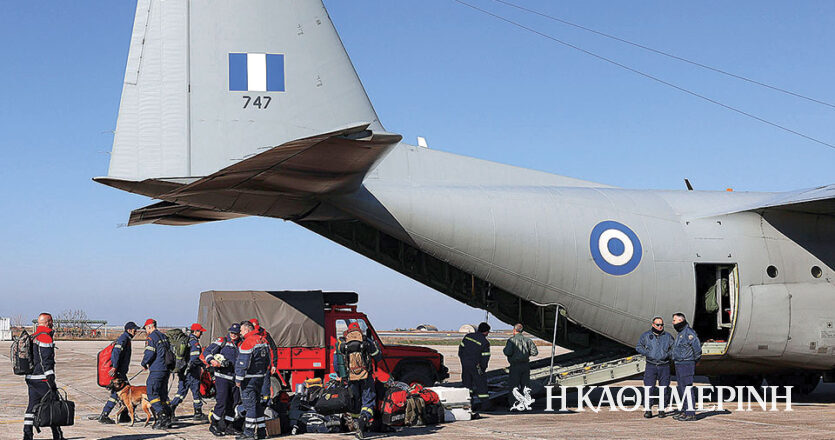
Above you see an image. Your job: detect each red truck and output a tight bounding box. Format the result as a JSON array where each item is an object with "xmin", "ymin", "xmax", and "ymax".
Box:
[{"xmin": 198, "ymin": 290, "xmax": 449, "ymax": 391}]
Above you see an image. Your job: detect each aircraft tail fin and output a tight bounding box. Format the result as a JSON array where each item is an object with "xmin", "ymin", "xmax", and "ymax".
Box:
[{"xmin": 108, "ymin": 0, "xmax": 382, "ymax": 181}]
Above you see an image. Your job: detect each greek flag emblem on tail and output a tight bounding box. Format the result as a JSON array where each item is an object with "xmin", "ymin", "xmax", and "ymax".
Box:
[{"xmin": 228, "ymin": 53, "xmax": 285, "ymax": 92}]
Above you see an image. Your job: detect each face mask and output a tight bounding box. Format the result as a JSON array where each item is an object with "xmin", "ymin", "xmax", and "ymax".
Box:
[
  {"xmin": 652, "ymin": 326, "xmax": 663, "ymax": 335},
  {"xmin": 673, "ymin": 321, "xmax": 687, "ymax": 332}
]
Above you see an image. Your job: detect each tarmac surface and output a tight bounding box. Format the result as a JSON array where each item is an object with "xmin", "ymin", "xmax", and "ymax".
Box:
[{"xmin": 2, "ymin": 340, "xmax": 835, "ymax": 439}]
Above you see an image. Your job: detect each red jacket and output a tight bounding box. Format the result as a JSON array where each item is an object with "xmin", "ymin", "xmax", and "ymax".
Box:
[{"xmin": 235, "ymin": 331, "xmax": 274, "ymax": 383}]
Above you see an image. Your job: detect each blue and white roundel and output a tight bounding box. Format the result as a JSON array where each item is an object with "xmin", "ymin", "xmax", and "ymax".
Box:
[{"xmin": 590, "ymin": 221, "xmax": 642, "ymax": 276}]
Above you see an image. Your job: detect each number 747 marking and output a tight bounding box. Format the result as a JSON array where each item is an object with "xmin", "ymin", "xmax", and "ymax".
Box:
[{"xmin": 242, "ymin": 96, "xmax": 272, "ymax": 109}]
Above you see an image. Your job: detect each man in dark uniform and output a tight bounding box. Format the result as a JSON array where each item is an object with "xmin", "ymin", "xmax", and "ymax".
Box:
[
  {"xmin": 236, "ymin": 320, "xmax": 272, "ymax": 440},
  {"xmin": 636, "ymin": 316, "xmax": 673, "ymax": 418},
  {"xmin": 24, "ymin": 313, "xmax": 65, "ymax": 440},
  {"xmin": 671, "ymin": 312, "xmax": 702, "ymax": 421},
  {"xmin": 205, "ymin": 323, "xmax": 242, "ymax": 436},
  {"xmin": 142, "ymin": 318, "xmax": 173, "ymax": 429},
  {"xmin": 171, "ymin": 323, "xmax": 208, "ymax": 421},
  {"xmin": 97, "ymin": 321, "xmax": 141, "ymax": 424},
  {"xmin": 503, "ymin": 323, "xmax": 539, "ymax": 408},
  {"xmin": 458, "ymin": 322, "xmax": 492, "ymax": 410},
  {"xmin": 249, "ymin": 318, "xmax": 277, "ymax": 407}
]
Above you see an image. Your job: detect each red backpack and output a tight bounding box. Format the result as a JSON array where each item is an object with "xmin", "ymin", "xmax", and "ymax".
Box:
[
  {"xmin": 408, "ymin": 383, "xmax": 440, "ymax": 405},
  {"xmin": 379, "ymin": 389, "xmax": 409, "ymax": 426},
  {"xmin": 96, "ymin": 342, "xmax": 115, "ymax": 387},
  {"xmin": 199, "ymin": 370, "xmax": 216, "ymax": 399}
]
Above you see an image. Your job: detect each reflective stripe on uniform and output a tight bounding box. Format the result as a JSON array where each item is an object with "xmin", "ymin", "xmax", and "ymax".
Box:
[
  {"xmin": 190, "ymin": 351, "xmax": 200, "ymax": 355},
  {"xmin": 34, "ymin": 340, "xmax": 54, "ymax": 348},
  {"xmin": 149, "ymin": 398, "xmax": 160, "ymax": 404},
  {"xmin": 464, "ymin": 337, "xmax": 482, "ymax": 345},
  {"xmin": 482, "ymin": 352, "xmax": 490, "ymax": 356},
  {"xmin": 25, "ymin": 374, "xmax": 46, "ymax": 380},
  {"xmin": 114, "ymin": 344, "xmax": 122, "ymax": 349},
  {"xmin": 145, "ymin": 346, "xmax": 155, "ymax": 351},
  {"xmin": 43, "ymin": 369, "xmax": 54, "ymax": 376},
  {"xmin": 477, "ymin": 394, "xmax": 489, "ymax": 398},
  {"xmin": 215, "ymin": 372, "xmax": 234, "ymax": 380}
]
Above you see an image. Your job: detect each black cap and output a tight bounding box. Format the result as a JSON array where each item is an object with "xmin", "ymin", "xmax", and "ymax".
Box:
[
  {"xmin": 477, "ymin": 322, "xmax": 491, "ymax": 333},
  {"xmin": 125, "ymin": 321, "xmax": 140, "ymax": 331}
]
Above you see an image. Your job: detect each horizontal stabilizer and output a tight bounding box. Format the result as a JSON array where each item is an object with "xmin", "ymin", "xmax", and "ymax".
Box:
[
  {"xmin": 129, "ymin": 201, "xmax": 246, "ymax": 226},
  {"xmin": 711, "ymin": 184, "xmax": 835, "ymax": 217},
  {"xmin": 164, "ymin": 124, "xmax": 401, "ymax": 203}
]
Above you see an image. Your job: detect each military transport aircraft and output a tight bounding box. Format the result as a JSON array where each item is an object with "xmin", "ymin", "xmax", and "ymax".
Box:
[{"xmin": 96, "ymin": 0, "xmax": 835, "ymax": 393}]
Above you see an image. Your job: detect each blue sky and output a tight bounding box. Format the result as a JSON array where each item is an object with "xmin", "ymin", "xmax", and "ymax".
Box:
[{"xmin": 1, "ymin": 1, "xmax": 833, "ymax": 330}]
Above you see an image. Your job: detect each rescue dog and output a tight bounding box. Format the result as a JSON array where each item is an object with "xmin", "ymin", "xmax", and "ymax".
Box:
[{"xmin": 107, "ymin": 377, "xmax": 154, "ymax": 427}]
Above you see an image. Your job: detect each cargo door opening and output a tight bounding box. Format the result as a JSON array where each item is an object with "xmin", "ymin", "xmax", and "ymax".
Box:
[{"xmin": 694, "ymin": 263, "xmax": 738, "ymax": 355}]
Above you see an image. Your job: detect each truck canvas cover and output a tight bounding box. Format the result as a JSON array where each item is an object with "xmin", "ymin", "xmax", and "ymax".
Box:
[{"xmin": 198, "ymin": 290, "xmax": 355, "ymax": 348}]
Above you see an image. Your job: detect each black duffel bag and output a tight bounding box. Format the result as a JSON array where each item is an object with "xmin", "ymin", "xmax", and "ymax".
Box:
[
  {"xmin": 33, "ymin": 389, "xmax": 75, "ymax": 428},
  {"xmin": 314, "ymin": 381, "xmax": 353, "ymax": 415}
]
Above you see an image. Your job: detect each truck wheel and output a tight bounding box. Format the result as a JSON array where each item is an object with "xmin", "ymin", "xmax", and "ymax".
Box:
[{"xmin": 398, "ymin": 367, "xmax": 435, "ymax": 387}]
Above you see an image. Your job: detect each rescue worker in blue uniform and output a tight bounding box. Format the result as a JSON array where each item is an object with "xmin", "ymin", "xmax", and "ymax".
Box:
[
  {"xmin": 236, "ymin": 320, "xmax": 273, "ymax": 440},
  {"xmin": 171, "ymin": 323, "xmax": 208, "ymax": 421},
  {"xmin": 205, "ymin": 323, "xmax": 242, "ymax": 436},
  {"xmin": 98, "ymin": 321, "xmax": 141, "ymax": 424},
  {"xmin": 24, "ymin": 313, "xmax": 65, "ymax": 440},
  {"xmin": 636, "ymin": 316, "xmax": 673, "ymax": 418},
  {"xmin": 249, "ymin": 318, "xmax": 278, "ymax": 407},
  {"xmin": 142, "ymin": 318, "xmax": 173, "ymax": 429},
  {"xmin": 671, "ymin": 312, "xmax": 702, "ymax": 421},
  {"xmin": 458, "ymin": 322, "xmax": 492, "ymax": 410}
]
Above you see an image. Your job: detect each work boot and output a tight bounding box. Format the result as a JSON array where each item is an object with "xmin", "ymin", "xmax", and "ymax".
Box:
[
  {"xmin": 193, "ymin": 408, "xmax": 208, "ymax": 422},
  {"xmin": 225, "ymin": 422, "xmax": 243, "ymax": 435},
  {"xmin": 657, "ymin": 410, "xmax": 667, "ymax": 418},
  {"xmin": 678, "ymin": 414, "xmax": 697, "ymax": 422},
  {"xmin": 151, "ymin": 411, "xmax": 163, "ymax": 430},
  {"xmin": 209, "ymin": 421, "xmax": 225, "ymax": 437},
  {"xmin": 23, "ymin": 432, "xmax": 34, "ymax": 440},
  {"xmin": 643, "ymin": 410, "xmax": 652, "ymax": 419},
  {"xmin": 478, "ymin": 400, "xmax": 495, "ymax": 412},
  {"xmin": 672, "ymin": 412, "xmax": 684, "ymax": 421},
  {"xmin": 355, "ymin": 415, "xmax": 367, "ymax": 440},
  {"xmin": 51, "ymin": 426, "xmax": 66, "ymax": 440},
  {"xmin": 256, "ymin": 427, "xmax": 267, "ymax": 439},
  {"xmin": 97, "ymin": 413, "xmax": 116, "ymax": 424},
  {"xmin": 235, "ymin": 430, "xmax": 256, "ymax": 440}
]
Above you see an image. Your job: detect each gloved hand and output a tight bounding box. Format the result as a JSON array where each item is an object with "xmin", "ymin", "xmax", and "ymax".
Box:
[{"xmin": 47, "ymin": 374, "xmax": 58, "ymax": 392}]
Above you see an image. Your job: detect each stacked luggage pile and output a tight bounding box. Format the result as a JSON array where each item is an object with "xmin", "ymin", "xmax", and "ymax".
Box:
[{"xmin": 283, "ymin": 377, "xmax": 473, "ymax": 435}]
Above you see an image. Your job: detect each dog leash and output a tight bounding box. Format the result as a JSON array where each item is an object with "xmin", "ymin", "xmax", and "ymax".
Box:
[{"xmin": 128, "ymin": 370, "xmax": 144, "ymax": 381}]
